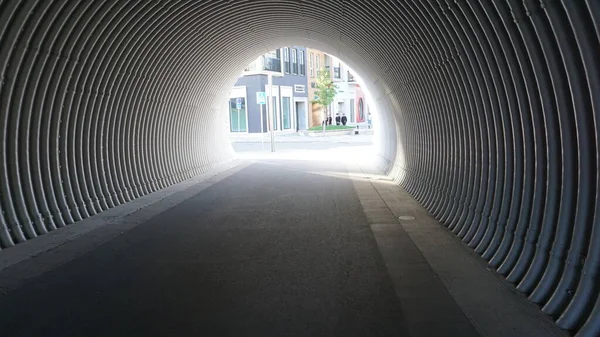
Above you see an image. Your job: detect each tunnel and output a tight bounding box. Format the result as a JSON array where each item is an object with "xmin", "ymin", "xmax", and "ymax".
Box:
[{"xmin": 0, "ymin": 0, "xmax": 599, "ymax": 335}]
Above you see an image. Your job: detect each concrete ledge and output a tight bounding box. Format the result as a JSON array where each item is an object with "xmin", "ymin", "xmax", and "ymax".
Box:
[
  {"xmin": 304, "ymin": 130, "xmax": 355, "ymax": 137},
  {"xmin": 351, "ymin": 174, "xmax": 480, "ymax": 337},
  {"xmin": 367, "ymin": 179, "xmax": 568, "ymax": 337}
]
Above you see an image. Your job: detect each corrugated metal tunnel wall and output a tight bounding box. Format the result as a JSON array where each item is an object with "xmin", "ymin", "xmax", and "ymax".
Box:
[{"xmin": 0, "ymin": 0, "xmax": 598, "ymax": 335}]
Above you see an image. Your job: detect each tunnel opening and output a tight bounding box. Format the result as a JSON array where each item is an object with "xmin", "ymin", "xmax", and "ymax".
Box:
[
  {"xmin": 225, "ymin": 45, "xmax": 382, "ymax": 167},
  {"xmin": 211, "ymin": 35, "xmax": 403, "ymax": 174},
  {"xmin": 0, "ymin": 1, "xmax": 599, "ymax": 335}
]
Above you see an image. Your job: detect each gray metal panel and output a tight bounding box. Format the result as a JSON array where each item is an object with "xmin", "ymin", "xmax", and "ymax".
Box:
[{"xmin": 0, "ymin": 1, "xmax": 597, "ymax": 335}]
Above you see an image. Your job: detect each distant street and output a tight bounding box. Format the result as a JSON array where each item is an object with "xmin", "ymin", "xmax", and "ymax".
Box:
[{"xmin": 230, "ymin": 133, "xmax": 374, "ymax": 154}]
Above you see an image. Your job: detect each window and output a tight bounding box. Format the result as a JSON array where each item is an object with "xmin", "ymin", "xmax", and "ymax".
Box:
[
  {"xmin": 309, "ymin": 53, "xmax": 314, "ymax": 77},
  {"xmin": 358, "ymin": 98, "xmax": 364, "ymax": 122},
  {"xmin": 282, "ymin": 97, "xmax": 291, "ymax": 130},
  {"xmin": 272, "ymin": 96, "xmax": 279, "ymax": 130},
  {"xmin": 229, "ymin": 98, "xmax": 247, "ymax": 132},
  {"xmin": 283, "ymin": 47, "xmax": 290, "ymax": 73},
  {"xmin": 316, "ymin": 55, "xmax": 320, "ymax": 73},
  {"xmin": 350, "ymin": 98, "xmax": 355, "ymax": 123},
  {"xmin": 291, "ymin": 49, "xmax": 297, "ymax": 75},
  {"xmin": 299, "ymin": 50, "xmax": 305, "ymax": 76}
]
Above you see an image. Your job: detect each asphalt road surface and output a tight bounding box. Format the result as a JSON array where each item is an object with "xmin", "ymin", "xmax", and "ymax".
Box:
[{"xmin": 0, "ymin": 160, "xmax": 412, "ymax": 337}]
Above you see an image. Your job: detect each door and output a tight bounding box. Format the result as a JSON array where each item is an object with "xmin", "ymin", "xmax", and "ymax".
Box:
[{"xmin": 295, "ymin": 101, "xmax": 308, "ymax": 131}]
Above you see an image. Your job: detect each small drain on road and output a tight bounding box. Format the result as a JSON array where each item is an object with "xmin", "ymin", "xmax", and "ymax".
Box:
[{"xmin": 398, "ymin": 216, "xmax": 415, "ymax": 221}]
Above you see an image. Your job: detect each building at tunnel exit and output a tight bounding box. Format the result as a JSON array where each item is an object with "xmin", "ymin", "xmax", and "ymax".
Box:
[
  {"xmin": 0, "ymin": 1, "xmax": 598, "ymax": 336},
  {"xmin": 228, "ymin": 46, "xmax": 371, "ymax": 133},
  {"xmin": 228, "ymin": 46, "xmax": 309, "ymax": 133}
]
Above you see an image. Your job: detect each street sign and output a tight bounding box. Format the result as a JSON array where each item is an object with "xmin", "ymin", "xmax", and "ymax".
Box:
[
  {"xmin": 256, "ymin": 91, "xmax": 267, "ymax": 105},
  {"xmin": 236, "ymin": 98, "xmax": 243, "ymax": 110}
]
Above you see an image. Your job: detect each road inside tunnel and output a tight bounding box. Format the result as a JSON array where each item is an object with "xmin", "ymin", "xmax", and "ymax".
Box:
[
  {"xmin": 0, "ymin": 157, "xmax": 564, "ymax": 337},
  {"xmin": 0, "ymin": 160, "xmax": 411, "ymax": 337}
]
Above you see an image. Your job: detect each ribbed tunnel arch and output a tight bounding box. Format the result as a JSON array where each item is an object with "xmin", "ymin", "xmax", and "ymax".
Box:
[{"xmin": 1, "ymin": 1, "xmax": 599, "ymax": 335}]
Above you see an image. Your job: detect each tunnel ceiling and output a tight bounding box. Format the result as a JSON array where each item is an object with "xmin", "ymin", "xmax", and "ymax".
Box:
[{"xmin": 1, "ymin": 0, "xmax": 599, "ymax": 335}]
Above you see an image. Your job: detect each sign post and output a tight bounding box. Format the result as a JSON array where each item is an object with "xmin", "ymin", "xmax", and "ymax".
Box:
[
  {"xmin": 268, "ymin": 73, "xmax": 275, "ymax": 152},
  {"xmin": 256, "ymin": 91, "xmax": 267, "ymax": 151},
  {"xmin": 235, "ymin": 98, "xmax": 242, "ymax": 132}
]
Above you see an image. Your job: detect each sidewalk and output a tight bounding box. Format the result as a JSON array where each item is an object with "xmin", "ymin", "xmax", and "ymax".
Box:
[{"xmin": 229, "ymin": 132, "xmax": 374, "ymax": 143}]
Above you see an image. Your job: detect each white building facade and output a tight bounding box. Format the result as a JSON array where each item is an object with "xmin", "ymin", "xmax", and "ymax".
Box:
[{"xmin": 330, "ymin": 55, "xmax": 370, "ymax": 127}]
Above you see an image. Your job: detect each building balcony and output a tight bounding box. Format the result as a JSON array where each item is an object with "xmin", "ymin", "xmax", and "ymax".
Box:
[
  {"xmin": 244, "ymin": 56, "xmax": 282, "ymax": 75},
  {"xmin": 347, "ymin": 71, "xmax": 356, "ymax": 83},
  {"xmin": 262, "ymin": 55, "xmax": 282, "ymax": 72}
]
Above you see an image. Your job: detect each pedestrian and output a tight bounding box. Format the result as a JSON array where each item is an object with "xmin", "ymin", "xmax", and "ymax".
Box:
[
  {"xmin": 341, "ymin": 113, "xmax": 347, "ymax": 126},
  {"xmin": 335, "ymin": 113, "xmax": 341, "ymax": 125},
  {"xmin": 328, "ymin": 115, "xmax": 332, "ymax": 126}
]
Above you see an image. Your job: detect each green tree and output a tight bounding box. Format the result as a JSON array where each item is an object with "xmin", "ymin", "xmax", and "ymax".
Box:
[{"xmin": 312, "ymin": 68, "xmax": 338, "ymax": 132}]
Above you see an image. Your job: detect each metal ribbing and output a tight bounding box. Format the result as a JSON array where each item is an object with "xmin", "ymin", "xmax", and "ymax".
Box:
[
  {"xmin": 386, "ymin": 1, "xmax": 599, "ymax": 336},
  {"xmin": 0, "ymin": 0, "xmax": 598, "ymax": 335}
]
